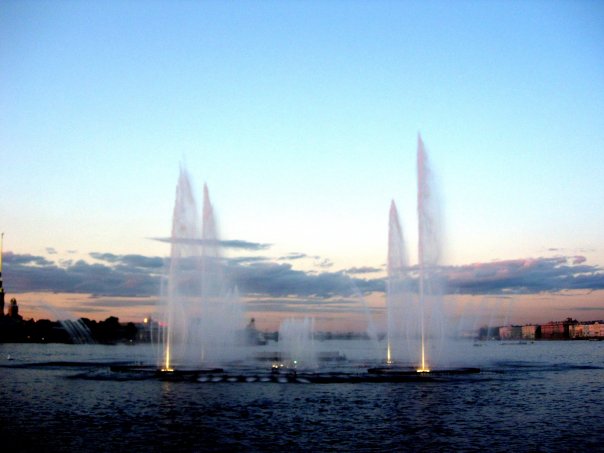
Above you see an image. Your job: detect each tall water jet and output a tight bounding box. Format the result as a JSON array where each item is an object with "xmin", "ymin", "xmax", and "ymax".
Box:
[
  {"xmin": 386, "ymin": 200, "xmax": 408, "ymax": 364},
  {"xmin": 416, "ymin": 135, "xmax": 444, "ymax": 372},
  {"xmin": 161, "ymin": 168, "xmax": 245, "ymax": 371}
]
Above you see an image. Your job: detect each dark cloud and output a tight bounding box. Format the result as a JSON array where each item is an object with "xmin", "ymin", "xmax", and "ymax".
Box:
[
  {"xmin": 4, "ymin": 253, "xmax": 161, "ymax": 297},
  {"xmin": 90, "ymin": 252, "xmax": 164, "ymax": 269},
  {"xmin": 245, "ymin": 297, "xmax": 369, "ymax": 314},
  {"xmin": 573, "ymin": 256, "xmax": 587, "ymax": 265},
  {"xmin": 277, "ymin": 253, "xmax": 311, "ymax": 261},
  {"xmin": 80, "ymin": 298, "xmax": 158, "ymax": 308},
  {"xmin": 443, "ymin": 256, "xmax": 604, "ymax": 295},
  {"xmin": 4, "ymin": 251, "xmax": 383, "ymax": 300},
  {"xmin": 221, "ymin": 240, "xmax": 272, "ymax": 250},
  {"xmin": 46, "ymin": 247, "xmax": 58, "ymax": 255},
  {"xmin": 227, "ymin": 256, "xmax": 270, "ymax": 265},
  {"xmin": 3, "ymin": 252, "xmax": 54, "ymax": 267},
  {"xmin": 314, "ymin": 258, "xmax": 333, "ymax": 269},
  {"xmin": 4, "ymin": 251, "xmax": 603, "ymax": 302},
  {"xmin": 151, "ymin": 237, "xmax": 271, "ymax": 250},
  {"xmin": 229, "ymin": 262, "xmax": 383, "ymax": 298},
  {"xmin": 65, "ymin": 307, "xmax": 106, "ymax": 314},
  {"xmin": 345, "ymin": 266, "xmax": 383, "ymax": 274}
]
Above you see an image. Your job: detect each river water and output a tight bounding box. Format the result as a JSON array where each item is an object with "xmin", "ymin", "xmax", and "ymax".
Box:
[{"xmin": 0, "ymin": 340, "xmax": 602, "ymax": 452}]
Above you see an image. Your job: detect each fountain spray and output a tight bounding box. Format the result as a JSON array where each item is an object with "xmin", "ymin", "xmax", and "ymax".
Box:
[{"xmin": 416, "ymin": 135, "xmax": 430, "ymax": 372}]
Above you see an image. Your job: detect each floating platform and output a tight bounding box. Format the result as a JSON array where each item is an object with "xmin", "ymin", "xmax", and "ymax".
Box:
[
  {"xmin": 3, "ymin": 361, "xmax": 480, "ymax": 383},
  {"xmin": 254, "ymin": 351, "xmax": 346, "ymax": 362},
  {"xmin": 368, "ymin": 366, "xmax": 481, "ymax": 376},
  {"xmin": 110, "ymin": 365, "xmax": 481, "ymax": 383}
]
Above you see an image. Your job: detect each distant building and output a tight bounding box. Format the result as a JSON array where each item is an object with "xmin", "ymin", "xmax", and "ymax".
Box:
[
  {"xmin": 136, "ymin": 317, "xmax": 161, "ymax": 343},
  {"xmin": 541, "ymin": 318, "xmax": 578, "ymax": 340},
  {"xmin": 0, "ymin": 232, "xmax": 5, "ymax": 317},
  {"xmin": 521, "ymin": 324, "xmax": 541, "ymax": 340},
  {"xmin": 7, "ymin": 298, "xmax": 21, "ymax": 320},
  {"xmin": 0, "ymin": 279, "xmax": 4, "ymax": 317},
  {"xmin": 499, "ymin": 325, "xmax": 522, "ymax": 340},
  {"xmin": 568, "ymin": 323, "xmax": 585, "ymax": 339},
  {"xmin": 584, "ymin": 321, "xmax": 603, "ymax": 339}
]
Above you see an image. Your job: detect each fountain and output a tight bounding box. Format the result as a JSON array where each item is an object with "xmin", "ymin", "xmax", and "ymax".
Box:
[
  {"xmin": 382, "ymin": 135, "xmax": 462, "ymax": 374},
  {"xmin": 128, "ymin": 139, "xmax": 478, "ymax": 382},
  {"xmin": 386, "ymin": 200, "xmax": 407, "ymax": 365},
  {"xmin": 416, "ymin": 134, "xmax": 435, "ymax": 372},
  {"xmin": 277, "ymin": 318, "xmax": 318, "ymax": 369},
  {"xmin": 160, "ymin": 168, "xmax": 245, "ymax": 371}
]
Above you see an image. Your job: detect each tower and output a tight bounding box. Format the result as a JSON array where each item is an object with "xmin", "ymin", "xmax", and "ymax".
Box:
[
  {"xmin": 8, "ymin": 298, "xmax": 19, "ymax": 318},
  {"xmin": 0, "ymin": 232, "xmax": 5, "ymax": 317}
]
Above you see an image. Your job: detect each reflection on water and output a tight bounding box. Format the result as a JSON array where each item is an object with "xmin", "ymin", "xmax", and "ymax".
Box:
[{"xmin": 1, "ymin": 341, "xmax": 603, "ymax": 451}]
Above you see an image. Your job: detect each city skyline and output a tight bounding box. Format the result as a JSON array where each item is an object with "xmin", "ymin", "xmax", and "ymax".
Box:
[{"xmin": 1, "ymin": 1, "xmax": 603, "ymax": 329}]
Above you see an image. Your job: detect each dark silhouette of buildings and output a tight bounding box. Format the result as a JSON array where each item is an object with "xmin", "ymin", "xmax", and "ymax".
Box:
[
  {"xmin": 0, "ymin": 232, "xmax": 5, "ymax": 318},
  {"xmin": 7, "ymin": 298, "xmax": 19, "ymax": 319}
]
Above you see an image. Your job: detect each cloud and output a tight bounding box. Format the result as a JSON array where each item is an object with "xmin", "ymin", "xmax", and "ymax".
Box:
[
  {"xmin": 277, "ymin": 253, "xmax": 309, "ymax": 261},
  {"xmin": 344, "ymin": 266, "xmax": 383, "ymax": 275},
  {"xmin": 246, "ymin": 297, "xmax": 371, "ymax": 314},
  {"xmin": 4, "ymin": 253, "xmax": 161, "ymax": 297},
  {"xmin": 3, "ymin": 252, "xmax": 54, "ymax": 267},
  {"xmin": 80, "ymin": 297, "xmax": 158, "ymax": 308},
  {"xmin": 314, "ymin": 258, "xmax": 333, "ymax": 269},
  {"xmin": 4, "ymin": 251, "xmax": 603, "ymax": 303},
  {"xmin": 46, "ymin": 247, "xmax": 58, "ymax": 255},
  {"xmin": 229, "ymin": 261, "xmax": 383, "ymax": 298},
  {"xmin": 227, "ymin": 256, "xmax": 270, "ymax": 265},
  {"xmin": 573, "ymin": 256, "xmax": 587, "ymax": 265},
  {"xmin": 150, "ymin": 237, "xmax": 271, "ymax": 250},
  {"xmin": 443, "ymin": 256, "xmax": 604, "ymax": 295},
  {"xmin": 4, "ymin": 251, "xmax": 383, "ymax": 299},
  {"xmin": 90, "ymin": 252, "xmax": 165, "ymax": 269}
]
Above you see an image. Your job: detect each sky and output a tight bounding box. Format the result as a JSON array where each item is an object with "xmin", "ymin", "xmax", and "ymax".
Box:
[{"xmin": 1, "ymin": 0, "xmax": 603, "ymax": 330}]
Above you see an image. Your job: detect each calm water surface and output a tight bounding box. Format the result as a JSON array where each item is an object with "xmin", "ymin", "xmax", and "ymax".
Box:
[{"xmin": 1, "ymin": 341, "xmax": 602, "ymax": 452}]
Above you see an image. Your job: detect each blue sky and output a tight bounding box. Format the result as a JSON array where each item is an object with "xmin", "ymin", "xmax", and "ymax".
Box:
[{"xmin": 1, "ymin": 1, "xmax": 603, "ymax": 327}]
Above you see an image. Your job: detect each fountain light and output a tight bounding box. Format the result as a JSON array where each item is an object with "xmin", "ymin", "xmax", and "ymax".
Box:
[
  {"xmin": 386, "ymin": 342, "xmax": 393, "ymax": 365},
  {"xmin": 161, "ymin": 340, "xmax": 173, "ymax": 372}
]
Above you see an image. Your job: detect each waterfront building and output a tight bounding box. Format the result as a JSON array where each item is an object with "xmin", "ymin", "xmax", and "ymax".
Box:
[
  {"xmin": 521, "ymin": 325, "xmax": 540, "ymax": 340},
  {"xmin": 541, "ymin": 318, "xmax": 578, "ymax": 340},
  {"xmin": 569, "ymin": 322, "xmax": 603, "ymax": 339},
  {"xmin": 584, "ymin": 321, "xmax": 603, "ymax": 339},
  {"xmin": 136, "ymin": 317, "xmax": 161, "ymax": 343},
  {"xmin": 569, "ymin": 323, "xmax": 585, "ymax": 339},
  {"xmin": 499, "ymin": 325, "xmax": 522, "ymax": 340}
]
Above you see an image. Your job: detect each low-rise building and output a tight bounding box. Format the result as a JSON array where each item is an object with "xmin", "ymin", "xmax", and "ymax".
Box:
[
  {"xmin": 568, "ymin": 323, "xmax": 585, "ymax": 339},
  {"xmin": 541, "ymin": 318, "xmax": 578, "ymax": 340},
  {"xmin": 521, "ymin": 324, "xmax": 540, "ymax": 340},
  {"xmin": 499, "ymin": 325, "xmax": 522, "ymax": 340},
  {"xmin": 584, "ymin": 321, "xmax": 603, "ymax": 339}
]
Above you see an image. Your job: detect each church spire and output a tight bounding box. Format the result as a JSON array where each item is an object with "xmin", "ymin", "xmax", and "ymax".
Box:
[{"xmin": 0, "ymin": 232, "xmax": 5, "ymax": 317}]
